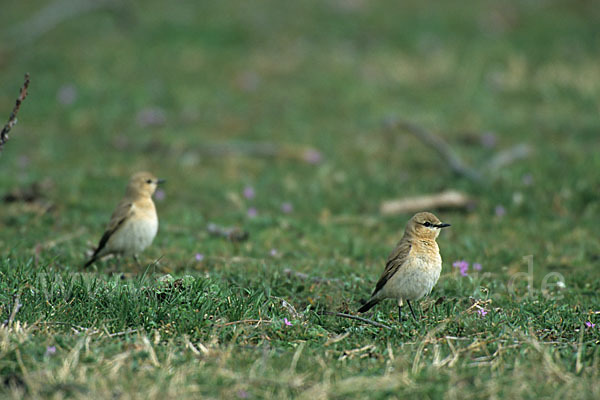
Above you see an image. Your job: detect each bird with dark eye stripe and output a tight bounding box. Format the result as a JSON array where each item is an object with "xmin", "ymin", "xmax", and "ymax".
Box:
[
  {"xmin": 358, "ymin": 211, "xmax": 450, "ymax": 322},
  {"xmin": 422, "ymin": 220, "xmax": 450, "ymax": 229}
]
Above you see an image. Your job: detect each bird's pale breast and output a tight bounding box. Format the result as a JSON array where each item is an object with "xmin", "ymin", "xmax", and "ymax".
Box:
[
  {"xmin": 107, "ymin": 209, "xmax": 158, "ymax": 255},
  {"xmin": 380, "ymin": 251, "xmax": 442, "ymax": 301}
]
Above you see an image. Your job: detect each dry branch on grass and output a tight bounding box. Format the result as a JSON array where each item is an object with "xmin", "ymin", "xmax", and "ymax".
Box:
[
  {"xmin": 9, "ymin": 0, "xmax": 123, "ymax": 45},
  {"xmin": 3, "ymin": 178, "xmax": 53, "ymax": 203},
  {"xmin": 385, "ymin": 118, "xmax": 532, "ymax": 183},
  {"xmin": 206, "ymin": 223, "xmax": 249, "ymax": 243},
  {"xmin": 380, "ymin": 190, "xmax": 474, "ymax": 216},
  {"xmin": 273, "ymin": 296, "xmax": 302, "ymax": 319},
  {"xmin": 382, "ymin": 118, "xmax": 532, "ymax": 215},
  {"xmin": 1, "ymin": 74, "xmax": 30, "ymax": 152},
  {"xmin": 388, "ymin": 119, "xmax": 483, "ymax": 182},
  {"xmin": 214, "ymin": 319, "xmax": 270, "ymax": 327},
  {"xmin": 195, "ymin": 141, "xmax": 323, "ymax": 164},
  {"xmin": 484, "ymin": 143, "xmax": 532, "ymax": 172},
  {"xmin": 319, "ymin": 311, "xmax": 392, "ymax": 330}
]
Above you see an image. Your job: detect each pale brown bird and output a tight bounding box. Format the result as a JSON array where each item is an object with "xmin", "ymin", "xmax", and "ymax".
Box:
[
  {"xmin": 358, "ymin": 212, "xmax": 450, "ymax": 321},
  {"xmin": 84, "ymin": 172, "xmax": 164, "ymax": 268}
]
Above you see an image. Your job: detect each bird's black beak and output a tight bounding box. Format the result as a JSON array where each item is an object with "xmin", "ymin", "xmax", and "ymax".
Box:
[
  {"xmin": 156, "ymin": 178, "xmax": 166, "ymax": 185},
  {"xmin": 435, "ymin": 223, "xmax": 451, "ymax": 228}
]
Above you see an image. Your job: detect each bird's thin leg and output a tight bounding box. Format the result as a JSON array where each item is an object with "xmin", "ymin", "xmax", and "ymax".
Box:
[
  {"xmin": 406, "ymin": 300, "xmax": 417, "ymax": 320},
  {"xmin": 398, "ymin": 299, "xmax": 403, "ymax": 321},
  {"xmin": 133, "ymin": 254, "xmax": 142, "ymax": 267}
]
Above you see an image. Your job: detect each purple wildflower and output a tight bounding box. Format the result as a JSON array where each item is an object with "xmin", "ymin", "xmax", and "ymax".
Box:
[
  {"xmin": 236, "ymin": 70, "xmax": 260, "ymax": 92},
  {"xmin": 585, "ymin": 321, "xmax": 596, "ymax": 329},
  {"xmin": 480, "ymin": 132, "xmax": 497, "ymax": 149},
  {"xmin": 473, "ymin": 263, "xmax": 482, "ymax": 271},
  {"xmin": 302, "ymin": 149, "xmax": 323, "ymax": 164},
  {"xmin": 522, "ymin": 173, "xmax": 533, "ymax": 186},
  {"xmin": 281, "ymin": 202, "xmax": 293, "ymax": 214},
  {"xmin": 195, "ymin": 253, "xmax": 204, "ymax": 262},
  {"xmin": 269, "ymin": 248, "xmax": 278, "ymax": 257},
  {"xmin": 237, "ymin": 390, "xmax": 250, "ymax": 399},
  {"xmin": 477, "ymin": 309, "xmax": 488, "ymax": 317},
  {"xmin": 45, "ymin": 346, "xmax": 57, "ymax": 356},
  {"xmin": 57, "ymin": 84, "xmax": 77, "ymax": 106},
  {"xmin": 495, "ymin": 205, "xmax": 506, "ymax": 217},
  {"xmin": 18, "ymin": 155, "xmax": 30, "ymax": 169},
  {"xmin": 136, "ymin": 107, "xmax": 166, "ymax": 128},
  {"xmin": 284, "ymin": 318, "xmax": 292, "ymax": 326},
  {"xmin": 247, "ymin": 207, "xmax": 258, "ymax": 218},
  {"xmin": 243, "ymin": 186, "xmax": 255, "ymax": 199},
  {"xmin": 453, "ymin": 260, "xmax": 469, "ymax": 276}
]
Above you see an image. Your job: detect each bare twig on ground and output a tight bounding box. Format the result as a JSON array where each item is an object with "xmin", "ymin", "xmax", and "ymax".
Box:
[
  {"xmin": 338, "ymin": 344, "xmax": 379, "ymax": 361},
  {"xmin": 386, "ymin": 118, "xmax": 531, "ymax": 183},
  {"xmin": 196, "ymin": 141, "xmax": 323, "ymax": 163},
  {"xmin": 380, "ymin": 190, "xmax": 474, "ymax": 215},
  {"xmin": 207, "ymin": 223, "xmax": 249, "ymax": 242},
  {"xmin": 8, "ymin": 0, "xmax": 122, "ymax": 45},
  {"xmin": 319, "ymin": 311, "xmax": 392, "ymax": 330},
  {"xmin": 2, "ymin": 178, "xmax": 53, "ymax": 203},
  {"xmin": 484, "ymin": 143, "xmax": 532, "ymax": 172},
  {"xmin": 324, "ymin": 331, "xmax": 351, "ymax": 346},
  {"xmin": 272, "ymin": 296, "xmax": 302, "ymax": 319},
  {"xmin": 184, "ymin": 336, "xmax": 210, "ymax": 356},
  {"xmin": 106, "ymin": 328, "xmax": 138, "ymax": 337},
  {"xmin": 1, "ymin": 74, "xmax": 30, "ymax": 152},
  {"xmin": 7, "ymin": 295, "xmax": 22, "ymax": 327},
  {"xmin": 114, "ymin": 139, "xmax": 324, "ymax": 164},
  {"xmin": 389, "ymin": 119, "xmax": 483, "ymax": 182},
  {"xmin": 214, "ymin": 319, "xmax": 271, "ymax": 327}
]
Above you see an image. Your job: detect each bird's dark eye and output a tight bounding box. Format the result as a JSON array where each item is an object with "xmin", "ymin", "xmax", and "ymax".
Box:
[
  {"xmin": 146, "ymin": 179, "xmax": 153, "ymax": 184},
  {"xmin": 423, "ymin": 221, "xmax": 432, "ymax": 227}
]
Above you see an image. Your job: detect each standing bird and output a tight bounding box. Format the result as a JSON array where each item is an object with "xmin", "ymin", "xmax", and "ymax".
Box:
[
  {"xmin": 84, "ymin": 172, "xmax": 164, "ymax": 268},
  {"xmin": 357, "ymin": 212, "xmax": 450, "ymax": 321}
]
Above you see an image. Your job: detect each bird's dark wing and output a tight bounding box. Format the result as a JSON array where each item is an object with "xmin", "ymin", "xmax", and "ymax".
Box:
[
  {"xmin": 371, "ymin": 239, "xmax": 412, "ymax": 296},
  {"xmin": 88, "ymin": 201, "xmax": 134, "ymax": 260}
]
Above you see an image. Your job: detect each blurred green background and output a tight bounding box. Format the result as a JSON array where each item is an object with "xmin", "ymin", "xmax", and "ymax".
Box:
[{"xmin": 1, "ymin": 0, "xmax": 598, "ymax": 274}]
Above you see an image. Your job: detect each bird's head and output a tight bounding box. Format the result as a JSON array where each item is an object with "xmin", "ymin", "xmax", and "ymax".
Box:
[
  {"xmin": 405, "ymin": 211, "xmax": 450, "ymax": 240},
  {"xmin": 126, "ymin": 172, "xmax": 165, "ymax": 198}
]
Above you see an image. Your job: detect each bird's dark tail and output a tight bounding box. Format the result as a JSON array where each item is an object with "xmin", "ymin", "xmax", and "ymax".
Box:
[
  {"xmin": 83, "ymin": 256, "xmax": 97, "ymax": 268},
  {"xmin": 357, "ymin": 298, "xmax": 379, "ymax": 313},
  {"xmin": 83, "ymin": 247, "xmax": 102, "ymax": 268}
]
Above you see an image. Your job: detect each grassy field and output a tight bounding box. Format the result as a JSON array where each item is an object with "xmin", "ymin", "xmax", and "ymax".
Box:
[{"xmin": 1, "ymin": 0, "xmax": 600, "ymax": 398}]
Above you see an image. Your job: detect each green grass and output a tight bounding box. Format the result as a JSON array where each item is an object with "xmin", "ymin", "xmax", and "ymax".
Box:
[{"xmin": 1, "ymin": 0, "xmax": 600, "ymax": 398}]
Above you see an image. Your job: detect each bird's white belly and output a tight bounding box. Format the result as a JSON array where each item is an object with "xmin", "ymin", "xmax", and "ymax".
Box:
[
  {"xmin": 382, "ymin": 257, "xmax": 441, "ymax": 301},
  {"xmin": 108, "ymin": 217, "xmax": 158, "ymax": 255}
]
